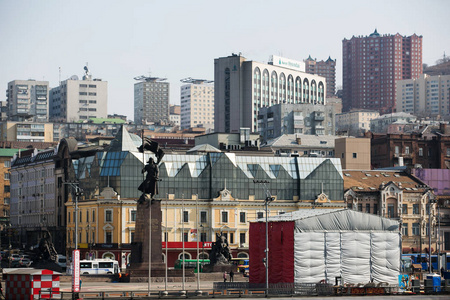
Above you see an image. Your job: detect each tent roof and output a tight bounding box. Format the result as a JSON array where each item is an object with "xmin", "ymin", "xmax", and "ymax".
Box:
[{"xmin": 255, "ymin": 208, "xmax": 399, "ymax": 232}]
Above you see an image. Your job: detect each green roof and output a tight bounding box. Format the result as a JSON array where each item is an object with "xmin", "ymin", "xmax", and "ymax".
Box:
[
  {"xmin": 76, "ymin": 118, "xmax": 126, "ymax": 124},
  {"xmin": 0, "ymin": 148, "xmax": 23, "ymax": 157}
]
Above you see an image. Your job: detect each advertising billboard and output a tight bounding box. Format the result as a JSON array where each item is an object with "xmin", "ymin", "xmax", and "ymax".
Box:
[{"xmin": 270, "ymin": 55, "xmax": 305, "ymax": 72}]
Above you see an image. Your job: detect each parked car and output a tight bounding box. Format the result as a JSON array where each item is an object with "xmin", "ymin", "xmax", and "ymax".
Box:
[
  {"xmin": 19, "ymin": 257, "xmax": 32, "ymax": 267},
  {"xmin": 9, "ymin": 254, "xmax": 21, "ymax": 262}
]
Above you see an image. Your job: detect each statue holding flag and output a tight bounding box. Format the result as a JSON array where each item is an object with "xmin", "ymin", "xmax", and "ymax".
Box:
[{"xmin": 137, "ymin": 137, "xmax": 165, "ymax": 203}]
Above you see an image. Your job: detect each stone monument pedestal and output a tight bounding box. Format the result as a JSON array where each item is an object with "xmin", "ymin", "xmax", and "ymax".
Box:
[
  {"xmin": 129, "ymin": 199, "xmax": 166, "ymax": 277},
  {"xmin": 128, "ymin": 198, "xmax": 194, "ymax": 278}
]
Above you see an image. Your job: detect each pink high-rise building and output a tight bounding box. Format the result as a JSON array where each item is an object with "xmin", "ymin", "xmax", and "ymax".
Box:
[{"xmin": 342, "ymin": 29, "xmax": 422, "ymax": 114}]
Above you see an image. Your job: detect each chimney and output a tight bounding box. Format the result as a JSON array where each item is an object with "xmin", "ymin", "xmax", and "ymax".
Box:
[{"xmin": 295, "ymin": 134, "xmax": 301, "ymax": 145}]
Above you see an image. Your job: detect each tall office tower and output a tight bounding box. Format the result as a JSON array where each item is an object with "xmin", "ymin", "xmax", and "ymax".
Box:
[
  {"xmin": 304, "ymin": 56, "xmax": 336, "ymax": 98},
  {"xmin": 134, "ymin": 76, "xmax": 169, "ymax": 125},
  {"xmin": 6, "ymin": 80, "xmax": 49, "ymax": 122},
  {"xmin": 180, "ymin": 78, "xmax": 214, "ymax": 130},
  {"xmin": 342, "ymin": 29, "xmax": 422, "ymax": 114},
  {"xmin": 396, "ymin": 74, "xmax": 450, "ymax": 117},
  {"xmin": 49, "ymin": 66, "xmax": 108, "ymax": 122},
  {"xmin": 214, "ymin": 54, "xmax": 326, "ymax": 133}
]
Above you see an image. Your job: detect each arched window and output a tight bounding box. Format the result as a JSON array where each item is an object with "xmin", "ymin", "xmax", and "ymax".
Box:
[
  {"xmin": 318, "ymin": 82, "xmax": 325, "ymax": 103},
  {"xmin": 303, "ymin": 79, "xmax": 310, "ymax": 102},
  {"xmin": 199, "ymin": 252, "xmax": 209, "ymax": 259},
  {"xmin": 295, "ymin": 77, "xmax": 302, "ymax": 103},
  {"xmin": 262, "ymin": 69, "xmax": 269, "ymax": 107},
  {"xmin": 178, "ymin": 252, "xmax": 192, "ymax": 260},
  {"xmin": 254, "ymin": 68, "xmax": 261, "ymax": 103},
  {"xmin": 311, "ymin": 80, "xmax": 317, "ymax": 103},
  {"xmin": 102, "ymin": 252, "xmax": 115, "ymax": 260},
  {"xmin": 279, "ymin": 73, "xmax": 286, "ymax": 103},
  {"xmin": 287, "ymin": 75, "xmax": 294, "ymax": 103},
  {"xmin": 270, "ymin": 71, "xmax": 278, "ymax": 105},
  {"xmin": 237, "ymin": 252, "xmax": 249, "ymax": 258}
]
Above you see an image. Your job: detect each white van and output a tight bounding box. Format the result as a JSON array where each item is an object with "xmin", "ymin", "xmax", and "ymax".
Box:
[
  {"xmin": 79, "ymin": 258, "xmax": 120, "ymax": 275},
  {"xmin": 57, "ymin": 255, "xmax": 67, "ymax": 270}
]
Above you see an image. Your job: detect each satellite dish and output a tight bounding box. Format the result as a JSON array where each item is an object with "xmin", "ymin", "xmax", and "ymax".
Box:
[{"xmin": 69, "ymin": 75, "xmax": 79, "ymax": 80}]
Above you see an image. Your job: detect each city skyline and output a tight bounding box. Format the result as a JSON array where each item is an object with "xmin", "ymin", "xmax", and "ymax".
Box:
[{"xmin": 1, "ymin": 0, "xmax": 449, "ymax": 122}]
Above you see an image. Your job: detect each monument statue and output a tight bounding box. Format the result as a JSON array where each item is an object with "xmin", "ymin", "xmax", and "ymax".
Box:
[
  {"xmin": 137, "ymin": 157, "xmax": 159, "ymax": 203},
  {"xmin": 137, "ymin": 137, "xmax": 165, "ymax": 204},
  {"xmin": 130, "ymin": 138, "xmax": 166, "ymax": 277},
  {"xmin": 210, "ymin": 232, "xmax": 232, "ymax": 265}
]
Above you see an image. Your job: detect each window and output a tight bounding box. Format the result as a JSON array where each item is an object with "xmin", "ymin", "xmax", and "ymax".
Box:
[
  {"xmin": 130, "ymin": 231, "xmax": 135, "ymax": 243},
  {"xmin": 365, "ymin": 204, "xmax": 370, "ymax": 213},
  {"xmin": 79, "ymin": 211, "xmax": 82, "ymax": 223},
  {"xmin": 419, "ymin": 148, "xmax": 423, "ymax": 157},
  {"xmin": 395, "ymin": 146, "xmax": 399, "ymax": 154},
  {"xmin": 4, "ymin": 186, "xmax": 10, "ymax": 193},
  {"xmin": 230, "ymin": 233, "xmax": 234, "ymax": 244},
  {"xmin": 358, "ymin": 203, "xmax": 362, "ymax": 211},
  {"xmin": 200, "ymin": 211, "xmax": 207, "ymax": 223},
  {"xmin": 413, "ymin": 204, "xmax": 419, "ymax": 214},
  {"xmin": 387, "ymin": 204, "xmax": 395, "ymax": 218},
  {"xmin": 4, "ymin": 173, "xmax": 10, "ymax": 180},
  {"xmin": 183, "ymin": 211, "xmax": 189, "ymax": 222},
  {"xmin": 86, "ymin": 211, "xmax": 89, "ymax": 223},
  {"xmin": 402, "ymin": 204, "xmax": 408, "ymax": 214},
  {"xmin": 412, "ymin": 223, "xmax": 420, "ymax": 235},
  {"xmin": 105, "ymin": 231, "xmax": 112, "ymax": 244},
  {"xmin": 240, "ymin": 233, "xmax": 246, "ymax": 245},
  {"xmin": 405, "ymin": 146, "xmax": 410, "ymax": 154},
  {"xmin": 373, "ymin": 204, "xmax": 378, "ymax": 215},
  {"xmin": 257, "ymin": 212, "xmax": 264, "ymax": 219},
  {"xmin": 402, "ymin": 224, "xmax": 408, "ymax": 236},
  {"xmin": 4, "ymin": 161, "xmax": 11, "ymax": 167},
  {"xmin": 92, "ymin": 210, "xmax": 95, "ymax": 222},
  {"xmin": 4, "ymin": 198, "xmax": 9, "ymax": 205},
  {"xmin": 353, "ymin": 153, "xmax": 357, "ymax": 158},
  {"xmin": 447, "ymin": 148, "xmax": 450, "ymax": 156},
  {"xmin": 105, "ymin": 210, "xmax": 112, "ymax": 222},
  {"xmin": 183, "ymin": 232, "xmax": 188, "ymax": 242},
  {"xmin": 221, "ymin": 211, "xmax": 228, "ymax": 223},
  {"xmin": 239, "ymin": 212, "xmax": 246, "ymax": 223},
  {"xmin": 131, "ymin": 210, "xmax": 137, "ymax": 222}
]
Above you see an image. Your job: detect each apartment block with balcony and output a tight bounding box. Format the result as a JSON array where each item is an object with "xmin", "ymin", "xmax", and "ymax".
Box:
[
  {"xmin": 0, "ymin": 121, "xmax": 54, "ymax": 142},
  {"xmin": 336, "ymin": 109, "xmax": 379, "ymax": 136},
  {"xmin": 258, "ymin": 103, "xmax": 335, "ymax": 142},
  {"xmin": 6, "ymin": 80, "xmax": 49, "ymax": 122},
  {"xmin": 396, "ymin": 74, "xmax": 450, "ymax": 118}
]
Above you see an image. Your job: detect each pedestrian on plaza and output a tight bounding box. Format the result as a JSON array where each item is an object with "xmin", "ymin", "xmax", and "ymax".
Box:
[
  {"xmin": 223, "ymin": 271, "xmax": 227, "ymax": 282},
  {"xmin": 229, "ymin": 270, "xmax": 234, "ymax": 282}
]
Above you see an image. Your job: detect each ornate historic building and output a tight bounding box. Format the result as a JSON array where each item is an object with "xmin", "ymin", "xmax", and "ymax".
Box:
[{"xmin": 343, "ymin": 170, "xmax": 436, "ymax": 254}]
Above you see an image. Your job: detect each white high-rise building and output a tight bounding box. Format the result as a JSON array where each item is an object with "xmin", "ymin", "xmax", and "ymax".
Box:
[
  {"xmin": 396, "ymin": 74, "xmax": 450, "ymax": 117},
  {"xmin": 214, "ymin": 54, "xmax": 326, "ymax": 133},
  {"xmin": 180, "ymin": 78, "xmax": 214, "ymax": 130},
  {"xmin": 49, "ymin": 67, "xmax": 108, "ymax": 122},
  {"xmin": 6, "ymin": 79, "xmax": 49, "ymax": 122}
]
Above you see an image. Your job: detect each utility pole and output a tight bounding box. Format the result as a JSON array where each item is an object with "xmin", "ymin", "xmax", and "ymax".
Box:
[{"xmin": 253, "ymin": 180, "xmax": 274, "ymax": 297}]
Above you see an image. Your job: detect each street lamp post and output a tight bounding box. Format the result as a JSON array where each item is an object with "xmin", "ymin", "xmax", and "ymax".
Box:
[
  {"xmin": 64, "ymin": 182, "xmax": 82, "ymax": 250},
  {"xmin": 253, "ymin": 180, "xmax": 274, "ymax": 296}
]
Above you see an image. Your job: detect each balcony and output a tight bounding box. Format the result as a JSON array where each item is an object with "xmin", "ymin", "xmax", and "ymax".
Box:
[{"xmin": 314, "ymin": 114, "xmax": 325, "ymax": 121}]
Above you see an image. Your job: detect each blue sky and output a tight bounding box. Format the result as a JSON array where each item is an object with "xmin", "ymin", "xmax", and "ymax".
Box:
[{"xmin": 1, "ymin": 0, "xmax": 449, "ymax": 121}]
